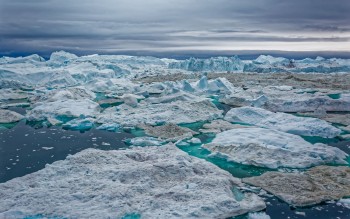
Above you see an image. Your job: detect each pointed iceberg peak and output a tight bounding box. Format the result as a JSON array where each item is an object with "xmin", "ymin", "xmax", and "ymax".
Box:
[{"xmin": 196, "ymin": 76, "xmax": 208, "ymax": 90}]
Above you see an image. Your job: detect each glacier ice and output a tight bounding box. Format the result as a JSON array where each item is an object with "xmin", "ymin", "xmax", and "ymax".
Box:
[{"xmin": 169, "ymin": 55, "xmax": 350, "ymax": 73}]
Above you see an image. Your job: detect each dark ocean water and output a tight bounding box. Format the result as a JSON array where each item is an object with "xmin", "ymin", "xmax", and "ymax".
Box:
[{"xmin": 0, "ymin": 121, "xmax": 133, "ymax": 183}]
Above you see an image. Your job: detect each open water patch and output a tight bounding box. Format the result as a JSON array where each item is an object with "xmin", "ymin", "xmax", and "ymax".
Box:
[{"xmin": 0, "ymin": 120, "xmax": 133, "ymax": 183}]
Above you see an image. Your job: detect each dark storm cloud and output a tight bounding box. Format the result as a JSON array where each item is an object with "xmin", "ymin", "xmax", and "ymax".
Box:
[{"xmin": 0, "ymin": 0, "xmax": 349, "ymax": 56}]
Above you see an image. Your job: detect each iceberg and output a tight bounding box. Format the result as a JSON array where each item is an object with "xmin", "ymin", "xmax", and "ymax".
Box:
[
  {"xmin": 203, "ymin": 128, "xmax": 348, "ymax": 169},
  {"xmin": 169, "ymin": 56, "xmax": 245, "ymax": 72},
  {"xmin": 0, "ymin": 144, "xmax": 265, "ymax": 219},
  {"xmin": 27, "ymin": 99, "xmax": 100, "ymax": 121},
  {"xmin": 97, "ymin": 99, "xmax": 223, "ymax": 127},
  {"xmin": 224, "ymin": 106, "xmax": 341, "ymax": 138}
]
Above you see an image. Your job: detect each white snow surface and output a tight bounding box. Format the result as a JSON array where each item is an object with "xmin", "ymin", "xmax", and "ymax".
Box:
[{"xmin": 0, "ymin": 144, "xmax": 266, "ymax": 219}]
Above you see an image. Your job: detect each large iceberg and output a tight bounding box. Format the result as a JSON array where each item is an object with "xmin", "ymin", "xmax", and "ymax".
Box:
[{"xmin": 0, "ymin": 144, "xmax": 265, "ymax": 219}]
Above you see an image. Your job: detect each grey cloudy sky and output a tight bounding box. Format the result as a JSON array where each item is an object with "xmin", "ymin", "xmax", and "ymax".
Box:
[{"xmin": 0, "ymin": 0, "xmax": 350, "ymax": 57}]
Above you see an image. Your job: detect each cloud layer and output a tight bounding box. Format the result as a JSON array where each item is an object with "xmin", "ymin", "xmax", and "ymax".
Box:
[{"xmin": 1, "ymin": 0, "xmax": 349, "ymax": 56}]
